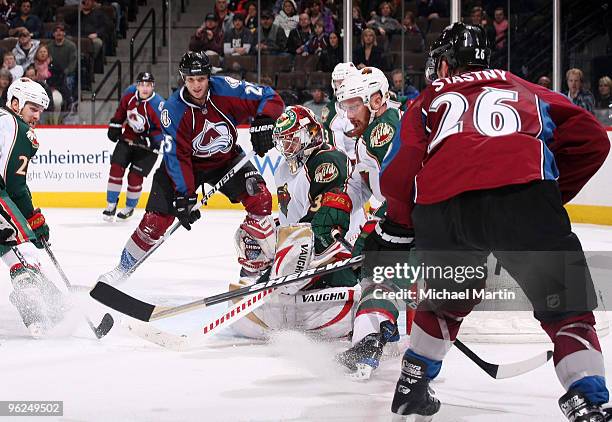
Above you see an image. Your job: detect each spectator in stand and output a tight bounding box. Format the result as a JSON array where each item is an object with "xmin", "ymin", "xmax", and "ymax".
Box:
[
  {"xmin": 271, "ymin": 0, "xmax": 302, "ymax": 15},
  {"xmin": 565, "ymin": 68, "xmax": 595, "ymax": 113},
  {"xmin": 537, "ymin": 75, "xmax": 552, "ymax": 89},
  {"xmin": 47, "ymin": 23, "xmax": 77, "ymax": 102},
  {"xmin": 12, "ymin": 29, "xmax": 39, "ymax": 69},
  {"xmin": 215, "ymin": 0, "xmax": 234, "ymax": 35},
  {"xmin": 8, "ymin": 0, "xmax": 41, "ymax": 38},
  {"xmin": 367, "ymin": 1, "xmax": 402, "ymax": 37},
  {"xmin": 318, "ymin": 30, "xmax": 342, "ymax": 72},
  {"xmin": 2, "ymin": 51, "xmax": 23, "ymax": 79},
  {"xmin": 189, "ymin": 13, "xmax": 224, "ymax": 57},
  {"xmin": 303, "ymin": 84, "xmax": 328, "ymax": 118},
  {"xmin": 224, "ymin": 13, "xmax": 253, "ymax": 56},
  {"xmin": 274, "ymin": 0, "xmax": 299, "ymax": 37},
  {"xmin": 470, "ymin": 6, "xmax": 496, "ymax": 48},
  {"xmin": 353, "ymin": 28, "xmax": 384, "ymax": 70},
  {"xmin": 32, "ymin": 43, "xmax": 50, "ymax": 81},
  {"xmin": 287, "ymin": 12, "xmax": 313, "ymax": 55},
  {"xmin": 493, "ymin": 6, "xmax": 508, "ymax": 51},
  {"xmin": 401, "ymin": 11, "xmax": 424, "ymax": 51},
  {"xmin": 0, "ymin": 0, "xmax": 17, "ymax": 27},
  {"xmin": 390, "ymin": 69, "xmax": 419, "ymax": 99},
  {"xmin": 33, "ymin": 43, "xmax": 69, "ymax": 112},
  {"xmin": 352, "ymin": 5, "xmax": 365, "ymax": 36},
  {"xmin": 596, "ymin": 76, "xmax": 612, "ymax": 109},
  {"xmin": 417, "ymin": 0, "xmax": 446, "ymax": 20},
  {"xmin": 23, "ymin": 64, "xmax": 56, "ymax": 122},
  {"xmin": 66, "ymin": 0, "xmax": 107, "ymax": 73},
  {"xmin": 306, "ymin": 0, "xmax": 334, "ymax": 35},
  {"xmin": 255, "ymin": 9, "xmax": 287, "ymax": 55},
  {"xmin": 244, "ymin": 1, "xmax": 257, "ymax": 33},
  {"xmin": 0, "ymin": 68, "xmax": 11, "ymax": 104},
  {"xmin": 304, "ymin": 19, "xmax": 327, "ymax": 56}
]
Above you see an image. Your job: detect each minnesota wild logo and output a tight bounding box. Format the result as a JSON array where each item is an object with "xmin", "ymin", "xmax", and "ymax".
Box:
[
  {"xmin": 314, "ymin": 162, "xmax": 338, "ymax": 183},
  {"xmin": 370, "ymin": 122, "xmax": 394, "ymax": 148},
  {"xmin": 277, "ymin": 183, "xmax": 291, "ymax": 216},
  {"xmin": 26, "ymin": 129, "xmax": 39, "ymax": 148}
]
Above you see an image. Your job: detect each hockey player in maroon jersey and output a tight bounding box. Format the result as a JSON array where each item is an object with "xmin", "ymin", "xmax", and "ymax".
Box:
[
  {"xmin": 365, "ymin": 23, "xmax": 610, "ymax": 420},
  {"xmin": 104, "ymin": 72, "xmax": 165, "ymax": 221},
  {"xmin": 97, "ymin": 51, "xmax": 284, "ymax": 284}
]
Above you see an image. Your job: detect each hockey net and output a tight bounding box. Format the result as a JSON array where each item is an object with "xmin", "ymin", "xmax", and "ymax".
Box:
[{"xmin": 407, "ymin": 254, "xmax": 610, "ymax": 343}]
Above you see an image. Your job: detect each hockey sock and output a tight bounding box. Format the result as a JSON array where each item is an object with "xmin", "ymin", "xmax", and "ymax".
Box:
[
  {"xmin": 107, "ymin": 163, "xmax": 125, "ymax": 204},
  {"xmin": 410, "ymin": 309, "xmax": 470, "ymax": 362},
  {"xmin": 239, "ymin": 182, "xmax": 272, "ymax": 216},
  {"xmin": 125, "ymin": 171, "xmax": 144, "ymax": 208},
  {"xmin": 124, "ymin": 212, "xmax": 174, "ymax": 263},
  {"xmin": 541, "ymin": 312, "xmax": 609, "ymax": 405}
]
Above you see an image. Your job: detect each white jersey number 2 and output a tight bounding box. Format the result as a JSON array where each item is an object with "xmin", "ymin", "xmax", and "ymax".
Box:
[{"xmin": 428, "ymin": 87, "xmax": 522, "ymax": 153}]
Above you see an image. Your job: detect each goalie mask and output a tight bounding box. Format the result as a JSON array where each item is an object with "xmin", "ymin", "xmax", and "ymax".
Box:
[{"xmin": 273, "ymin": 105, "xmax": 323, "ymax": 175}]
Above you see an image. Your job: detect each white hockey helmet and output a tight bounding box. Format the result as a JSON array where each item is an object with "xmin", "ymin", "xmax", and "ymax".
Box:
[
  {"xmin": 6, "ymin": 77, "xmax": 49, "ymax": 111},
  {"xmin": 331, "ymin": 62, "xmax": 358, "ymax": 95},
  {"xmin": 336, "ymin": 67, "xmax": 389, "ymax": 115}
]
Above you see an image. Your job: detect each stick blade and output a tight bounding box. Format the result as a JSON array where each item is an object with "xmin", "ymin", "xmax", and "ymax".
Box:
[
  {"xmin": 494, "ymin": 349, "xmax": 553, "ymax": 379},
  {"xmin": 93, "ymin": 313, "xmax": 115, "ymax": 338},
  {"xmin": 90, "ymin": 282, "xmax": 155, "ymax": 321}
]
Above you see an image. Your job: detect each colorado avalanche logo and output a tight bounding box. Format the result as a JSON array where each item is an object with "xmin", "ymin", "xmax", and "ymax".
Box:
[
  {"xmin": 127, "ymin": 109, "xmax": 147, "ymax": 133},
  {"xmin": 192, "ymin": 120, "xmax": 233, "ymax": 157}
]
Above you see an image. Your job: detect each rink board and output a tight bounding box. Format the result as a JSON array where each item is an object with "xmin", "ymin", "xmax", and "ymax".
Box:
[{"xmin": 28, "ymin": 126, "xmax": 612, "ymax": 224}]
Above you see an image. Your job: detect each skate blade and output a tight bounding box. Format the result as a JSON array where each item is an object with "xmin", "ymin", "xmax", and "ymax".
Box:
[
  {"xmin": 103, "ymin": 215, "xmax": 115, "ymax": 222},
  {"xmin": 391, "ymin": 414, "xmax": 434, "ymax": 422},
  {"xmin": 349, "ymin": 363, "xmax": 375, "ymax": 381}
]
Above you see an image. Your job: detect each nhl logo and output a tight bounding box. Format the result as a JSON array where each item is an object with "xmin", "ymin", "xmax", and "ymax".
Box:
[
  {"xmin": 370, "ymin": 122, "xmax": 394, "ymax": 148},
  {"xmin": 313, "ymin": 162, "xmax": 338, "ymax": 183}
]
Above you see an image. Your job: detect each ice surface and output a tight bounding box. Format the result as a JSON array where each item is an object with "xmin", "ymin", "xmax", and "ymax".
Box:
[{"xmin": 0, "ymin": 209, "xmax": 610, "ymax": 422}]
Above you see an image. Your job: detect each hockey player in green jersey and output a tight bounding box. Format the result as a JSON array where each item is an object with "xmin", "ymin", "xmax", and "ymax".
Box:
[
  {"xmin": 0, "ymin": 77, "xmax": 63, "ymax": 337},
  {"xmin": 230, "ymin": 105, "xmax": 362, "ymax": 340},
  {"xmin": 334, "ymin": 66, "xmax": 405, "ymax": 379}
]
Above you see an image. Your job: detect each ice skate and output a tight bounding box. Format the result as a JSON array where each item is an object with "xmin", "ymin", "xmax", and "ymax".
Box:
[
  {"xmin": 391, "ymin": 353, "xmax": 441, "ymax": 421},
  {"xmin": 336, "ymin": 320, "xmax": 399, "ymax": 380},
  {"xmin": 116, "ymin": 207, "xmax": 135, "ymax": 220},
  {"xmin": 559, "ymin": 389, "xmax": 609, "ymax": 422},
  {"xmin": 102, "ymin": 202, "xmax": 117, "ymax": 221},
  {"xmin": 9, "ymin": 287, "xmax": 52, "ymax": 338}
]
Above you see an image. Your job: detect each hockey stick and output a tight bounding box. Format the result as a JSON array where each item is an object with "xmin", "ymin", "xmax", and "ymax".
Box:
[
  {"xmin": 453, "ymin": 339, "xmax": 552, "ymax": 379},
  {"xmin": 91, "ymin": 254, "xmax": 363, "ymax": 322},
  {"xmin": 41, "ymin": 239, "xmax": 114, "ymax": 339},
  {"xmin": 117, "ymin": 150, "xmax": 256, "ymax": 283},
  {"xmin": 119, "ymin": 137, "xmax": 162, "ymax": 155}
]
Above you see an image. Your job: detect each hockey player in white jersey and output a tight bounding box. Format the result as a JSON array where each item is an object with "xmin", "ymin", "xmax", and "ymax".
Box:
[
  {"xmin": 321, "ymin": 62, "xmax": 359, "ymax": 162},
  {"xmin": 230, "ymin": 105, "xmax": 362, "ymax": 340},
  {"xmin": 334, "ymin": 66, "xmax": 406, "ymax": 379}
]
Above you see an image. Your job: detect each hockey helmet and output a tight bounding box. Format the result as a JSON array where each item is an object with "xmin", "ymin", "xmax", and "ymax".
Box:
[
  {"xmin": 425, "ymin": 22, "xmax": 491, "ymax": 82},
  {"xmin": 331, "ymin": 62, "xmax": 358, "ymax": 94},
  {"xmin": 6, "ymin": 77, "xmax": 49, "ymax": 111},
  {"xmin": 136, "ymin": 71, "xmax": 155, "ymax": 84},
  {"xmin": 273, "ymin": 105, "xmax": 323, "ymax": 174},
  {"xmin": 178, "ymin": 51, "xmax": 212, "ymax": 79},
  {"xmin": 336, "ymin": 66, "xmax": 389, "ymax": 114}
]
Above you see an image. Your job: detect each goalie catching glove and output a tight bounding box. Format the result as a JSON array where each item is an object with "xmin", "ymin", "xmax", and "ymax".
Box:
[
  {"xmin": 235, "ymin": 215, "xmax": 276, "ymax": 275},
  {"xmin": 310, "ymin": 190, "xmax": 352, "ymax": 254},
  {"xmin": 27, "ymin": 208, "xmax": 49, "ymax": 249}
]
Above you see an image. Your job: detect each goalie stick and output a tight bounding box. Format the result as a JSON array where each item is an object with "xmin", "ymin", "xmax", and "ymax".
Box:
[
  {"xmin": 91, "ymin": 254, "xmax": 364, "ymax": 321},
  {"xmin": 114, "ymin": 150, "xmax": 256, "ymax": 283},
  {"xmin": 14, "ymin": 244, "xmax": 114, "ymax": 339}
]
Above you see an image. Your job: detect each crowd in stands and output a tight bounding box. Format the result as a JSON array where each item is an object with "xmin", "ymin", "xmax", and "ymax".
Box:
[{"xmin": 0, "ymin": 0, "xmax": 133, "ymax": 122}]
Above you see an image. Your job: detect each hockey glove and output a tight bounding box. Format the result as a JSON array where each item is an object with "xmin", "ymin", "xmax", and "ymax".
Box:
[
  {"xmin": 173, "ymin": 194, "xmax": 201, "ymax": 231},
  {"xmin": 107, "ymin": 119, "xmax": 123, "ymax": 142},
  {"xmin": 249, "ymin": 116, "xmax": 276, "ymax": 157},
  {"xmin": 0, "ymin": 207, "xmax": 18, "ymax": 246},
  {"xmin": 27, "ymin": 208, "xmax": 49, "ymax": 249},
  {"xmin": 135, "ymin": 135, "xmax": 152, "ymax": 149},
  {"xmin": 363, "ymin": 218, "xmax": 415, "ymax": 253},
  {"xmin": 310, "ymin": 190, "xmax": 352, "ymax": 254}
]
